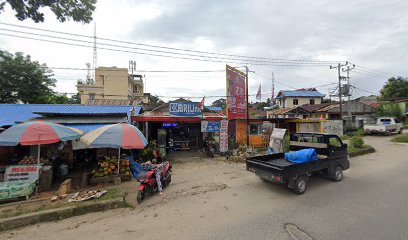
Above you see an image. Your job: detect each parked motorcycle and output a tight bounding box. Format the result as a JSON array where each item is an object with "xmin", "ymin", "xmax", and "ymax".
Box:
[
  {"xmin": 136, "ymin": 161, "xmax": 172, "ymax": 203},
  {"xmin": 203, "ymin": 140, "xmax": 216, "ymax": 158}
]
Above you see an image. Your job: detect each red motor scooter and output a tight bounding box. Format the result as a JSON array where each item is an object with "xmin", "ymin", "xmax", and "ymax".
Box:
[{"xmin": 136, "ymin": 161, "xmax": 172, "ymax": 203}]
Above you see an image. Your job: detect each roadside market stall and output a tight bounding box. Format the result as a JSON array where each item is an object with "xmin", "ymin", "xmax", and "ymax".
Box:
[
  {"xmin": 81, "ymin": 123, "xmax": 147, "ymax": 184},
  {"xmin": 0, "ymin": 121, "xmax": 82, "ymax": 201}
]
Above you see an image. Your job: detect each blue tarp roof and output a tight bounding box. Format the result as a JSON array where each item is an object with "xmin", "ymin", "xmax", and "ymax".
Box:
[
  {"xmin": 0, "ymin": 104, "xmax": 140, "ymax": 127},
  {"xmin": 278, "ymin": 90, "xmax": 325, "ymax": 97},
  {"xmin": 206, "ymin": 106, "xmax": 222, "ymax": 111}
]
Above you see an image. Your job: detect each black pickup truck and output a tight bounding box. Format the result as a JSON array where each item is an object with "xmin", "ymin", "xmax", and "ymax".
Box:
[{"xmin": 246, "ymin": 133, "xmax": 350, "ymax": 194}]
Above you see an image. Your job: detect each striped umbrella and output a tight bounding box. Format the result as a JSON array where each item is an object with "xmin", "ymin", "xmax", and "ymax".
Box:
[
  {"xmin": 81, "ymin": 123, "xmax": 147, "ymax": 174},
  {"xmin": 0, "ymin": 121, "xmax": 83, "ymax": 166}
]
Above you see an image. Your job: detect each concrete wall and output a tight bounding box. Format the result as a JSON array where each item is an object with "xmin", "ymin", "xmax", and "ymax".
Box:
[{"xmin": 279, "ymin": 97, "xmax": 322, "ymax": 108}]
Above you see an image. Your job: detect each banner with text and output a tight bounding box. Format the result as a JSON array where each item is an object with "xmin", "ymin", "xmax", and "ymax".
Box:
[
  {"xmin": 169, "ymin": 102, "xmax": 202, "ymax": 117},
  {"xmin": 201, "ymin": 121, "xmax": 221, "ymax": 132},
  {"xmin": 226, "ymin": 65, "xmax": 247, "ymax": 120},
  {"xmin": 219, "ymin": 120, "xmax": 229, "ymax": 152}
]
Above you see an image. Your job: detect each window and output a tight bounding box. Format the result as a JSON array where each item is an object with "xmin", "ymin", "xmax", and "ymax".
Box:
[
  {"xmin": 89, "ymin": 93, "xmax": 95, "ymax": 100},
  {"xmin": 329, "ymin": 137, "xmax": 342, "ymax": 148},
  {"xmin": 310, "ymin": 99, "xmax": 315, "ymax": 105},
  {"xmin": 293, "ymin": 99, "xmax": 299, "ymax": 105}
]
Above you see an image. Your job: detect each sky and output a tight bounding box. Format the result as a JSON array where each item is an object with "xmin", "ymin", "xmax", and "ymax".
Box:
[{"xmin": 0, "ymin": 0, "xmax": 407, "ymax": 104}]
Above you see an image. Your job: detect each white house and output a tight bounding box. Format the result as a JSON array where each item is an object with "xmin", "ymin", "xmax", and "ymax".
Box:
[{"xmin": 276, "ymin": 88, "xmax": 325, "ymax": 108}]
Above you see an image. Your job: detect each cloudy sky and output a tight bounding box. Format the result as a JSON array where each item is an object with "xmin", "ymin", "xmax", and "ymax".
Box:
[{"xmin": 0, "ymin": 0, "xmax": 407, "ymax": 103}]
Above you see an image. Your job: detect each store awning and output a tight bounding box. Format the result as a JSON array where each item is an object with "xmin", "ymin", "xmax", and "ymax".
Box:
[
  {"xmin": 132, "ymin": 116, "xmax": 202, "ymax": 122},
  {"xmin": 63, "ymin": 123, "xmax": 108, "ymax": 133}
]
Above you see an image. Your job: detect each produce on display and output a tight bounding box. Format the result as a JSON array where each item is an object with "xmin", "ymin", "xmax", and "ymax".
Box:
[
  {"xmin": 91, "ymin": 156, "xmax": 131, "ymax": 178},
  {"xmin": 18, "ymin": 156, "xmax": 50, "ymax": 165}
]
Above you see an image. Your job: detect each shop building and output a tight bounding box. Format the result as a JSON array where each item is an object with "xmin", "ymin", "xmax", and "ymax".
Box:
[{"xmin": 132, "ymin": 100, "xmax": 226, "ymax": 155}]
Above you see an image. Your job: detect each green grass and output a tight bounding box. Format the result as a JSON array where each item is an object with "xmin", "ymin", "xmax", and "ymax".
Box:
[
  {"xmin": 348, "ymin": 144, "xmax": 371, "ymax": 154},
  {"xmin": 0, "ymin": 187, "xmax": 123, "ymax": 219},
  {"xmin": 340, "ymin": 135, "xmax": 350, "ymax": 141},
  {"xmin": 392, "ymin": 134, "xmax": 408, "ymax": 143}
]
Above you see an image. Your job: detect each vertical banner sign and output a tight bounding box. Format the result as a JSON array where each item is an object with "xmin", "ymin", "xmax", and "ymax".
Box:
[
  {"xmin": 219, "ymin": 120, "xmax": 229, "ymax": 152},
  {"xmin": 226, "ymin": 65, "xmax": 247, "ymax": 119}
]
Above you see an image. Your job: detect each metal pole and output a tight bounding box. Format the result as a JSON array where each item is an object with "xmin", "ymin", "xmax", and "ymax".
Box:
[
  {"xmin": 117, "ymin": 148, "xmax": 121, "ymax": 175},
  {"xmin": 245, "ymin": 66, "xmax": 249, "ymax": 146},
  {"xmin": 338, "ymin": 63, "xmax": 343, "ymax": 120},
  {"xmin": 37, "ymin": 144, "xmax": 41, "ymax": 167}
]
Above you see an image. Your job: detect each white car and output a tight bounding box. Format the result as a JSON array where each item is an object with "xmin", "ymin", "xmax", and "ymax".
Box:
[{"xmin": 364, "ymin": 117, "xmax": 403, "ymax": 135}]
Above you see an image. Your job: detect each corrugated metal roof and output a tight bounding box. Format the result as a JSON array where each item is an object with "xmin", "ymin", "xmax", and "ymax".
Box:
[
  {"xmin": 33, "ymin": 105, "xmax": 140, "ymax": 115},
  {"xmin": 0, "ymin": 104, "xmax": 140, "ymax": 127},
  {"xmin": 29, "ymin": 116, "xmax": 128, "ymax": 124},
  {"xmin": 278, "ymin": 90, "xmax": 325, "ymax": 97}
]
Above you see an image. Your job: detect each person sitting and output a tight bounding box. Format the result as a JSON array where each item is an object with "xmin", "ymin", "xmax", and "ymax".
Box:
[
  {"xmin": 142, "ymin": 151, "xmax": 164, "ymax": 195},
  {"xmin": 152, "ymin": 149, "xmax": 163, "ymax": 164}
]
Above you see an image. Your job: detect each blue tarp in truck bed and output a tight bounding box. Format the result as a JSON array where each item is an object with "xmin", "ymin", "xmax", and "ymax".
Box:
[{"xmin": 284, "ymin": 149, "xmax": 318, "ymax": 164}]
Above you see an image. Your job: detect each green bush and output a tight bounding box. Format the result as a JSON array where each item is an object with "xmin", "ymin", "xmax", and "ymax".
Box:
[
  {"xmin": 350, "ymin": 135, "xmax": 364, "ymax": 148},
  {"xmin": 392, "ymin": 134, "xmax": 408, "ymax": 143},
  {"xmin": 283, "ymin": 134, "xmax": 290, "ymax": 153}
]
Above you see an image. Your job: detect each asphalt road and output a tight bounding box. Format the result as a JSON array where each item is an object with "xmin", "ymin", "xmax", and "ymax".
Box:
[{"xmin": 2, "ymin": 136, "xmax": 408, "ymax": 240}]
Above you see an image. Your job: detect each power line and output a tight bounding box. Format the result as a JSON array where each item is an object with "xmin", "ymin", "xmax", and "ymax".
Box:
[
  {"xmin": 251, "ymin": 72, "xmax": 297, "ymax": 89},
  {"xmin": 0, "ymin": 21, "xmax": 341, "ymax": 64}
]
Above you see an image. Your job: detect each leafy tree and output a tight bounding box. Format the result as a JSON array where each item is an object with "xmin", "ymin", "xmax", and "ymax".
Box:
[
  {"xmin": 375, "ymin": 103, "xmax": 402, "ymax": 118},
  {"xmin": 148, "ymin": 94, "xmax": 164, "ymax": 104},
  {"xmin": 0, "ymin": 0, "xmax": 96, "ymax": 23},
  {"xmin": 0, "ymin": 50, "xmax": 58, "ymax": 104},
  {"xmin": 69, "ymin": 93, "xmax": 81, "ymax": 104},
  {"xmin": 380, "ymin": 77, "xmax": 408, "ymax": 101},
  {"xmin": 211, "ymin": 98, "xmax": 226, "ymax": 109}
]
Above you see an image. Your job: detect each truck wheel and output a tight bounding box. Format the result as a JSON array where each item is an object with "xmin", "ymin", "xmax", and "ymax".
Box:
[
  {"xmin": 332, "ymin": 166, "xmax": 343, "ymax": 182},
  {"xmin": 294, "ymin": 176, "xmax": 307, "ymax": 195}
]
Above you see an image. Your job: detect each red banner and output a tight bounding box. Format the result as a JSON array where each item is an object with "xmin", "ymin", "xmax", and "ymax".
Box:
[{"xmin": 226, "ymin": 65, "xmax": 246, "ymax": 119}]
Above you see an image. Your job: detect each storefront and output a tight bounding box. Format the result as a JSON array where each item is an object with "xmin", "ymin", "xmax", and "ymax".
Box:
[{"xmin": 133, "ymin": 101, "xmax": 226, "ymax": 155}]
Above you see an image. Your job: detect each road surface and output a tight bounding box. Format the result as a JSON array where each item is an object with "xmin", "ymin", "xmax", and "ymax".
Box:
[{"xmin": 1, "ymin": 136, "xmax": 408, "ymax": 240}]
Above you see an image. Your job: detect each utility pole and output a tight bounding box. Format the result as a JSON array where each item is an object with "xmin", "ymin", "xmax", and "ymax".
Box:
[
  {"xmin": 92, "ymin": 22, "xmax": 97, "ymax": 82},
  {"xmin": 245, "ymin": 66, "xmax": 249, "ymax": 146},
  {"xmin": 342, "ymin": 64, "xmax": 355, "ymax": 121},
  {"xmin": 330, "ymin": 62, "xmax": 348, "ymax": 121},
  {"xmin": 271, "ymin": 72, "xmax": 275, "ymax": 104}
]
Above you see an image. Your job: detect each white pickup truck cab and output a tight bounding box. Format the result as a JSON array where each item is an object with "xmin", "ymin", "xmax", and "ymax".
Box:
[{"xmin": 364, "ymin": 117, "xmax": 403, "ymax": 135}]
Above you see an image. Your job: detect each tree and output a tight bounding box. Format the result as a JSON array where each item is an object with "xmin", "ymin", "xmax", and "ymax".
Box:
[
  {"xmin": 380, "ymin": 77, "xmax": 408, "ymax": 101},
  {"xmin": 375, "ymin": 103, "xmax": 403, "ymax": 118},
  {"xmin": 148, "ymin": 95, "xmax": 164, "ymax": 104},
  {"xmin": 211, "ymin": 98, "xmax": 226, "ymax": 109},
  {"xmin": 0, "ymin": 0, "xmax": 96, "ymax": 23},
  {"xmin": 0, "ymin": 50, "xmax": 59, "ymax": 104}
]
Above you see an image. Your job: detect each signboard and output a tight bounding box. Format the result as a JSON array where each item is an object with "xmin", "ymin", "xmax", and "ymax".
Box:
[
  {"xmin": 270, "ymin": 128, "xmax": 287, "ymax": 139},
  {"xmin": 219, "ymin": 120, "xmax": 229, "ymax": 152},
  {"xmin": 269, "ymin": 128, "xmax": 287, "ymax": 153},
  {"xmin": 162, "ymin": 123, "xmax": 178, "ymax": 127},
  {"xmin": 5, "ymin": 165, "xmax": 40, "ymax": 182},
  {"xmin": 201, "ymin": 121, "xmax": 221, "ymax": 132},
  {"xmin": 169, "ymin": 102, "xmax": 201, "ymax": 117},
  {"xmin": 226, "ymin": 65, "xmax": 247, "ymax": 119},
  {"xmin": 321, "ymin": 120, "xmax": 343, "ymax": 136}
]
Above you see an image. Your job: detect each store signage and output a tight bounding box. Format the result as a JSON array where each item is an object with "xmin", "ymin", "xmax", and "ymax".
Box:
[
  {"xmin": 5, "ymin": 165, "xmax": 40, "ymax": 182},
  {"xmin": 226, "ymin": 65, "xmax": 247, "ymax": 120},
  {"xmin": 201, "ymin": 121, "xmax": 221, "ymax": 132},
  {"xmin": 219, "ymin": 120, "xmax": 229, "ymax": 152},
  {"xmin": 162, "ymin": 123, "xmax": 178, "ymax": 127},
  {"xmin": 220, "ymin": 120, "xmax": 228, "ymax": 132},
  {"xmin": 169, "ymin": 102, "xmax": 202, "ymax": 117}
]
